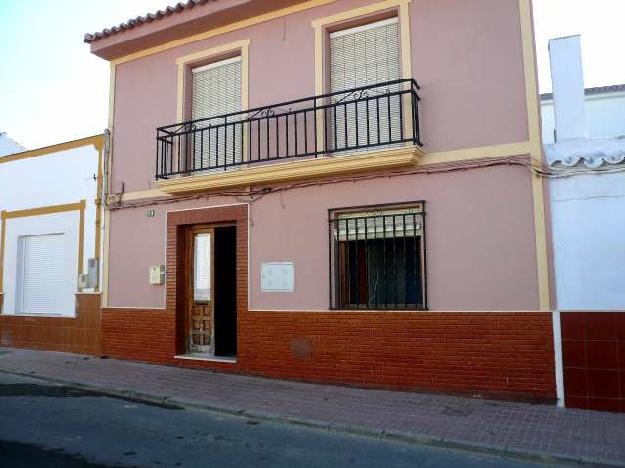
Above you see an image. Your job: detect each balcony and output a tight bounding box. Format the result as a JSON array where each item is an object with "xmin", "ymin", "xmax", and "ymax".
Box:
[{"xmin": 156, "ymin": 79, "xmax": 423, "ymax": 193}]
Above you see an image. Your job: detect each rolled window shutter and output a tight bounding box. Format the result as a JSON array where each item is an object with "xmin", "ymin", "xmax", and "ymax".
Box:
[
  {"xmin": 18, "ymin": 234, "xmax": 66, "ymax": 314},
  {"xmin": 329, "ymin": 18, "xmax": 401, "ymax": 151},
  {"xmin": 191, "ymin": 56, "xmax": 242, "ymax": 171},
  {"xmin": 334, "ymin": 207, "xmax": 424, "ymax": 241}
]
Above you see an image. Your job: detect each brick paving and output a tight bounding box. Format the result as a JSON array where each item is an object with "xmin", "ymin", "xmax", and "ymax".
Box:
[{"xmin": 0, "ymin": 347, "xmax": 624, "ymax": 466}]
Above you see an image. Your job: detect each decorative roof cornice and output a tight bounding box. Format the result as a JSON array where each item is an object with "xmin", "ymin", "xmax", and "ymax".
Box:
[
  {"xmin": 546, "ymin": 137, "xmax": 625, "ymax": 169},
  {"xmin": 84, "ymin": 0, "xmax": 212, "ymax": 43}
]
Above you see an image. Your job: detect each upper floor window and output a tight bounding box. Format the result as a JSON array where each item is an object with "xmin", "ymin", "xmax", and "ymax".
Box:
[
  {"xmin": 329, "ymin": 18, "xmax": 402, "ymax": 152},
  {"xmin": 189, "ymin": 55, "xmax": 243, "ymax": 171},
  {"xmin": 329, "ymin": 17, "xmax": 400, "ymax": 92},
  {"xmin": 329, "ymin": 202, "xmax": 426, "ymax": 310}
]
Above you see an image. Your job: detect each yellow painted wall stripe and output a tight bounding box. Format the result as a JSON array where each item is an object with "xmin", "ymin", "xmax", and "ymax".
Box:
[
  {"xmin": 0, "ymin": 201, "xmax": 87, "ymax": 295},
  {"xmin": 0, "ymin": 135, "xmax": 103, "ymax": 165},
  {"xmin": 519, "ymin": 0, "xmax": 551, "ymax": 311}
]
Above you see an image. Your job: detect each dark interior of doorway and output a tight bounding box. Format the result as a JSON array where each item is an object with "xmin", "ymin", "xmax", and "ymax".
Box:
[{"xmin": 213, "ymin": 225, "xmax": 237, "ymax": 357}]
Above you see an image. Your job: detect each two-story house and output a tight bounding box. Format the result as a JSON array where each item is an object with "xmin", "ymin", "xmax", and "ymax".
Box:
[{"xmin": 87, "ymin": 0, "xmax": 555, "ymax": 401}]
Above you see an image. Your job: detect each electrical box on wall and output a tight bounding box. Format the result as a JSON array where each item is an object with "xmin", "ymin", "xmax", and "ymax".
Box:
[
  {"xmin": 87, "ymin": 258, "xmax": 99, "ymax": 288},
  {"xmin": 149, "ymin": 265, "xmax": 165, "ymax": 285},
  {"xmin": 261, "ymin": 262, "xmax": 295, "ymax": 292},
  {"xmin": 78, "ymin": 274, "xmax": 88, "ymax": 289},
  {"xmin": 78, "ymin": 258, "xmax": 99, "ymax": 290}
]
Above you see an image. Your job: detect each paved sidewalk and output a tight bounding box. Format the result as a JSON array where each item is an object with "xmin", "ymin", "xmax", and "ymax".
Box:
[{"xmin": 0, "ymin": 348, "xmax": 623, "ymax": 466}]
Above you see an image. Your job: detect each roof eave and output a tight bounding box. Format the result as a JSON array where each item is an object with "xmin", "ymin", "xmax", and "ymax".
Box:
[{"xmin": 87, "ymin": 0, "xmax": 308, "ymax": 61}]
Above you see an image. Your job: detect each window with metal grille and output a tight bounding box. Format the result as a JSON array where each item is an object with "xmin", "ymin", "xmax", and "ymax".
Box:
[
  {"xmin": 329, "ymin": 17, "xmax": 402, "ymax": 152},
  {"xmin": 190, "ymin": 56, "xmax": 243, "ymax": 171},
  {"xmin": 329, "ymin": 203, "xmax": 426, "ymax": 310}
]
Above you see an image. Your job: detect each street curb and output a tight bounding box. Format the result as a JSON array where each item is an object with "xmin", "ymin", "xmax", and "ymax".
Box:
[{"xmin": 0, "ymin": 367, "xmax": 618, "ymax": 467}]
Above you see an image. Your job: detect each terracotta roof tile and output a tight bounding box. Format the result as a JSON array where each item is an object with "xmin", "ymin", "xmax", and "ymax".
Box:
[{"xmin": 84, "ymin": 0, "xmax": 212, "ymax": 43}]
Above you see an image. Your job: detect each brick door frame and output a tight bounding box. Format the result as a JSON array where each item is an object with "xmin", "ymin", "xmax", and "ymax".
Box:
[{"xmin": 166, "ymin": 204, "xmax": 248, "ymax": 356}]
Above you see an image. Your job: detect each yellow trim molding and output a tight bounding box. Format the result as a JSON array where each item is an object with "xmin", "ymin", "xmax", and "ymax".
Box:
[
  {"xmin": 0, "ymin": 201, "xmax": 86, "ymax": 294},
  {"xmin": 175, "ymin": 39, "xmax": 250, "ymax": 123},
  {"xmin": 1, "ymin": 202, "xmax": 84, "ymax": 220},
  {"xmin": 519, "ymin": 0, "xmax": 550, "ymax": 311},
  {"xmin": 0, "ymin": 135, "xmax": 104, "ymax": 165},
  {"xmin": 425, "ymin": 141, "xmax": 533, "ymax": 165},
  {"xmin": 111, "ymin": 141, "xmax": 535, "ymax": 203},
  {"xmin": 121, "ymin": 189, "xmax": 172, "ymax": 202},
  {"xmin": 157, "ymin": 146, "xmax": 424, "ymax": 194},
  {"xmin": 111, "ymin": 0, "xmax": 336, "ymax": 66}
]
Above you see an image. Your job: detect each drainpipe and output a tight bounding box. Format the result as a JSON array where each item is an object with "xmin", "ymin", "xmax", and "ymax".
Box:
[
  {"xmin": 547, "ymin": 36, "xmax": 591, "ymax": 408},
  {"xmin": 552, "ymin": 309, "xmax": 565, "ymax": 407}
]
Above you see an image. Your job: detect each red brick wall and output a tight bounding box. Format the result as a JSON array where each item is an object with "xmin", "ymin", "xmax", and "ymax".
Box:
[
  {"xmin": 0, "ymin": 294, "xmax": 101, "ymax": 355},
  {"xmin": 101, "ymin": 203, "xmax": 555, "ymax": 400},
  {"xmin": 101, "ymin": 307, "xmax": 556, "ymax": 400},
  {"xmin": 561, "ymin": 312, "xmax": 625, "ymax": 412},
  {"xmin": 240, "ymin": 311, "xmax": 555, "ymax": 398},
  {"xmin": 101, "ymin": 308, "xmax": 174, "ymax": 364}
]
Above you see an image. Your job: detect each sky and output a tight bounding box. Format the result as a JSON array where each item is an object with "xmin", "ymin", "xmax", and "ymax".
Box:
[{"xmin": 1, "ymin": 0, "xmax": 624, "ymax": 150}]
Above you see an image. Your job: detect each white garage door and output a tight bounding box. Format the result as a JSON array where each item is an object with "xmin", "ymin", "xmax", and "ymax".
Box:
[{"xmin": 17, "ymin": 233, "xmax": 67, "ymax": 314}]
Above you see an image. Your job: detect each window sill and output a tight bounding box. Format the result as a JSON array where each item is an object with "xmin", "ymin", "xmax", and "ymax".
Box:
[
  {"xmin": 330, "ymin": 307, "xmax": 428, "ymax": 312},
  {"xmin": 0, "ymin": 313, "xmax": 77, "ymax": 319},
  {"xmin": 157, "ymin": 145, "xmax": 424, "ymax": 195},
  {"xmin": 174, "ymin": 354, "xmax": 237, "ymax": 364}
]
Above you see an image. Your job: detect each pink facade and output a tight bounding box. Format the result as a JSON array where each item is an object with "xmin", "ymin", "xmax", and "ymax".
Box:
[
  {"xmin": 110, "ymin": 0, "xmax": 529, "ymax": 193},
  {"xmin": 93, "ymin": 0, "xmax": 555, "ymax": 399},
  {"xmin": 106, "ymin": 0, "xmax": 536, "ymax": 310},
  {"xmin": 108, "ymin": 164, "xmax": 539, "ymax": 310}
]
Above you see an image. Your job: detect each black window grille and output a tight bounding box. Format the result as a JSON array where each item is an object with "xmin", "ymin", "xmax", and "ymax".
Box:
[{"xmin": 329, "ymin": 202, "xmax": 426, "ymax": 310}]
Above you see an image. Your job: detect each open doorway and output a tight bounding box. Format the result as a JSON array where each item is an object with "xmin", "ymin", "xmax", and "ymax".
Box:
[{"xmin": 185, "ymin": 224, "xmax": 237, "ymax": 359}]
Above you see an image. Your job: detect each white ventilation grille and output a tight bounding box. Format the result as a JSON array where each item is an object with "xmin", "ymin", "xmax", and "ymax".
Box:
[{"xmin": 17, "ymin": 234, "xmax": 67, "ymax": 314}]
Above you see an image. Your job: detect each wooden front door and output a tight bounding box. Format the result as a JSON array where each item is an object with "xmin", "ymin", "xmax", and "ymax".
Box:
[{"xmin": 186, "ymin": 227, "xmax": 214, "ymax": 354}]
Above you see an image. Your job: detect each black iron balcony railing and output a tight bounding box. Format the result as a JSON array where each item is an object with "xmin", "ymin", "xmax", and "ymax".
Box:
[{"xmin": 156, "ymin": 78, "xmax": 421, "ymax": 180}]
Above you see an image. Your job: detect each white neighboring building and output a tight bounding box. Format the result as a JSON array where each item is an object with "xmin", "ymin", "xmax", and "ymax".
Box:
[
  {"xmin": 546, "ymin": 36, "xmax": 625, "ymax": 311},
  {"xmin": 0, "ymin": 132, "xmax": 25, "ymax": 157},
  {"xmin": 545, "ymin": 35, "xmax": 625, "ymax": 412},
  {"xmin": 547, "ymin": 138, "xmax": 625, "ymax": 310},
  {"xmin": 541, "ymin": 84, "xmax": 625, "ymax": 145},
  {"xmin": 0, "ymin": 135, "xmax": 104, "ymax": 317}
]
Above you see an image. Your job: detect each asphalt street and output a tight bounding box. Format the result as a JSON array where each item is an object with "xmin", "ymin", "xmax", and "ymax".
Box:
[{"xmin": 0, "ymin": 372, "xmax": 545, "ymax": 468}]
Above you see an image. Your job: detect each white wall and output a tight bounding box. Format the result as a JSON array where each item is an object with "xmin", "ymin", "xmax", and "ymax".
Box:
[
  {"xmin": 3, "ymin": 212, "xmax": 80, "ymax": 316},
  {"xmin": 550, "ymin": 170, "xmax": 625, "ymax": 310},
  {"xmin": 0, "ymin": 134, "xmax": 25, "ymax": 157},
  {"xmin": 0, "ymin": 143, "xmax": 99, "ymax": 316},
  {"xmin": 542, "ymin": 92, "xmax": 625, "ymax": 144}
]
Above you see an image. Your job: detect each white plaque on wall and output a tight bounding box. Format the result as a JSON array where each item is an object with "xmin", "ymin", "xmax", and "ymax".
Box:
[{"xmin": 261, "ymin": 262, "xmax": 295, "ymax": 292}]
